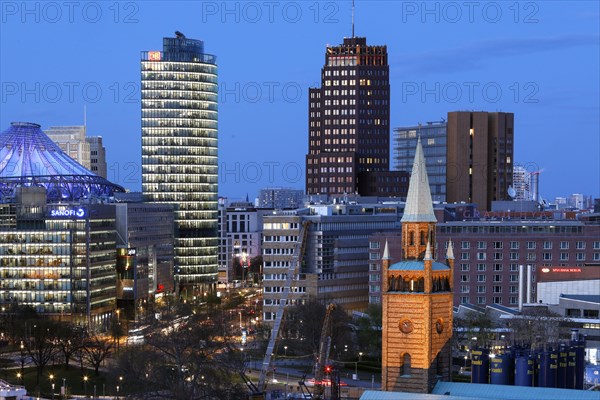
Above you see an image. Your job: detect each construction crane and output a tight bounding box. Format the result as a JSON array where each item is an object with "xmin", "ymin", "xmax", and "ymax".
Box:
[
  {"xmin": 250, "ymin": 220, "xmax": 312, "ymax": 398},
  {"xmin": 313, "ymin": 304, "xmax": 336, "ymax": 399}
]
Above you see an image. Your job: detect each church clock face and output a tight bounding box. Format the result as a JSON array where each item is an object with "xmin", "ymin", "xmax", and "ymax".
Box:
[
  {"xmin": 399, "ymin": 318, "xmax": 414, "ymax": 334},
  {"xmin": 435, "ymin": 318, "xmax": 444, "ymax": 334}
]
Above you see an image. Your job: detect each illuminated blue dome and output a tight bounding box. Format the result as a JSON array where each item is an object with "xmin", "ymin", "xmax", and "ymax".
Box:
[{"xmin": 0, "ymin": 122, "xmax": 125, "ymax": 201}]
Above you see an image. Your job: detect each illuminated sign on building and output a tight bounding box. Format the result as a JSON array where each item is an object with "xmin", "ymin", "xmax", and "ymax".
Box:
[
  {"xmin": 48, "ymin": 207, "xmax": 86, "ymax": 218},
  {"xmin": 148, "ymin": 51, "xmax": 162, "ymax": 61},
  {"xmin": 542, "ymin": 267, "xmax": 582, "ymax": 273}
]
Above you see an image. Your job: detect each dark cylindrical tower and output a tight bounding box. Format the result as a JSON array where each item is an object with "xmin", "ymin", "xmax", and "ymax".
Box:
[
  {"xmin": 490, "ymin": 352, "xmax": 514, "ymax": 385},
  {"xmin": 471, "ymin": 348, "xmax": 490, "ymax": 384},
  {"xmin": 537, "ymin": 349, "xmax": 558, "ymax": 388},
  {"xmin": 570, "ymin": 330, "xmax": 586, "ymax": 390},
  {"xmin": 557, "ymin": 344, "xmax": 568, "ymax": 388},
  {"xmin": 515, "ymin": 353, "xmax": 535, "ymax": 387}
]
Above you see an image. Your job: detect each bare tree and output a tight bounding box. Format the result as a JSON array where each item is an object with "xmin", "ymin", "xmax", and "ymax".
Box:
[
  {"xmin": 82, "ymin": 335, "xmax": 113, "ymax": 376},
  {"xmin": 24, "ymin": 319, "xmax": 60, "ymax": 383},
  {"xmin": 508, "ymin": 307, "xmax": 568, "ymax": 348},
  {"xmin": 56, "ymin": 324, "xmax": 86, "ymax": 370}
]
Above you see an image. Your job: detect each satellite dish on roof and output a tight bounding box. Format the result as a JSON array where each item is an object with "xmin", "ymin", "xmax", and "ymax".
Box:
[{"xmin": 507, "ymin": 186, "xmax": 516, "ymax": 199}]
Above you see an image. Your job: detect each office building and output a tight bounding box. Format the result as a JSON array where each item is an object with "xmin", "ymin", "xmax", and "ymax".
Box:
[
  {"xmin": 261, "ymin": 201, "xmax": 404, "ymax": 323},
  {"xmin": 86, "ymin": 136, "xmax": 107, "ymax": 179},
  {"xmin": 258, "ymin": 188, "xmax": 304, "ymax": 209},
  {"xmin": 393, "ymin": 121, "xmax": 447, "ymax": 202},
  {"xmin": 115, "ymin": 201, "xmax": 175, "ymax": 320},
  {"xmin": 45, "ymin": 126, "xmax": 91, "ymax": 170},
  {"xmin": 141, "ymin": 34, "xmax": 219, "ymax": 289},
  {"xmin": 217, "ymin": 198, "xmax": 270, "ymax": 284},
  {"xmin": 512, "ymin": 165, "xmax": 532, "ymax": 201},
  {"xmin": 446, "ymin": 111, "xmax": 514, "ymax": 210},
  {"xmin": 306, "ymin": 36, "xmax": 390, "ymax": 196}
]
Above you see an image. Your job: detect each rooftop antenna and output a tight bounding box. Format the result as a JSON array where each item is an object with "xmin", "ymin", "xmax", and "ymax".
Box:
[
  {"xmin": 83, "ymin": 104, "xmax": 87, "ymax": 134},
  {"xmin": 351, "ymin": 0, "xmax": 355, "ymax": 37}
]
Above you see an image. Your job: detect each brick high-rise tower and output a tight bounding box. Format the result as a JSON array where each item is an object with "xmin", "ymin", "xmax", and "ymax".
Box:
[
  {"xmin": 382, "ymin": 137, "xmax": 454, "ymax": 393},
  {"xmin": 306, "ymin": 36, "xmax": 390, "ymax": 196}
]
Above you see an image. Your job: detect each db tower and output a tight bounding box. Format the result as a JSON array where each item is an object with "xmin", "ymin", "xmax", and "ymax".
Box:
[{"xmin": 382, "ymin": 137, "xmax": 454, "ymax": 393}]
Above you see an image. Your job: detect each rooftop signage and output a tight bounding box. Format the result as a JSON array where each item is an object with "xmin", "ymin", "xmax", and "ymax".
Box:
[{"xmin": 48, "ymin": 207, "xmax": 86, "ymax": 219}]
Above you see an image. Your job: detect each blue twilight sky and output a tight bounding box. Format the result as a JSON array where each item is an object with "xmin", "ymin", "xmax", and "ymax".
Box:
[{"xmin": 1, "ymin": 1, "xmax": 599, "ymax": 202}]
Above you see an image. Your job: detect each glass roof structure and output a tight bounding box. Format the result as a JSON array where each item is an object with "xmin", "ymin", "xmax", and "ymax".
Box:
[{"xmin": 0, "ymin": 122, "xmax": 125, "ymax": 201}]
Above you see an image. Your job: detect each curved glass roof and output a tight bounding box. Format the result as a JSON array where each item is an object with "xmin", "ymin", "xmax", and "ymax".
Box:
[{"xmin": 0, "ymin": 122, "xmax": 125, "ymax": 201}]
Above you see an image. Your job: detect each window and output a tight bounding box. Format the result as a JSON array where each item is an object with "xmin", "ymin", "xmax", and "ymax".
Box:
[
  {"xmin": 460, "ymin": 275, "xmax": 470, "ymax": 282},
  {"xmin": 576, "ymin": 241, "xmax": 585, "ymax": 250},
  {"xmin": 369, "ymin": 285, "xmax": 379, "ymax": 293},
  {"xmin": 460, "ymin": 285, "xmax": 470, "ymax": 293},
  {"xmin": 493, "ymin": 275, "xmax": 502, "ymax": 282},
  {"xmin": 594, "ymin": 242, "xmax": 600, "ymax": 249},
  {"xmin": 369, "ymin": 242, "xmax": 380, "ymax": 249},
  {"xmin": 527, "ymin": 253, "xmax": 536, "ymax": 261},
  {"xmin": 477, "ymin": 286, "xmax": 486, "ymax": 293},
  {"xmin": 460, "ymin": 264, "xmax": 470, "ymax": 271},
  {"xmin": 595, "ymin": 253, "xmax": 600, "ymax": 261},
  {"xmin": 493, "ymin": 264, "xmax": 503, "ymax": 271},
  {"xmin": 493, "ymin": 286, "xmax": 502, "ymax": 293},
  {"xmin": 477, "ymin": 264, "xmax": 486, "ymax": 271},
  {"xmin": 493, "ymin": 242, "xmax": 503, "ymax": 249},
  {"xmin": 560, "ymin": 241, "xmax": 569, "ymax": 249},
  {"xmin": 477, "ymin": 296, "xmax": 486, "ymax": 304},
  {"xmin": 510, "ymin": 241, "xmax": 519, "ymax": 250},
  {"xmin": 402, "ymin": 354, "xmax": 411, "ymax": 376},
  {"xmin": 510, "ymin": 286, "xmax": 518, "ymax": 293},
  {"xmin": 493, "ymin": 296, "xmax": 502, "ymax": 304},
  {"xmin": 576, "ymin": 253, "xmax": 585, "ymax": 261},
  {"xmin": 510, "ymin": 274, "xmax": 518, "ymax": 282},
  {"xmin": 461, "ymin": 252, "xmax": 470, "ymax": 260},
  {"xmin": 461, "ymin": 241, "xmax": 470, "ymax": 249},
  {"xmin": 370, "ymin": 252, "xmax": 380, "ymax": 260},
  {"xmin": 477, "ymin": 252, "xmax": 486, "ymax": 260},
  {"xmin": 543, "ymin": 253, "xmax": 552, "ymax": 260},
  {"xmin": 460, "ymin": 296, "xmax": 469, "ymax": 304},
  {"xmin": 510, "ymin": 252, "xmax": 519, "ymax": 260},
  {"xmin": 369, "ymin": 263, "xmax": 380, "ymax": 271},
  {"xmin": 560, "ymin": 253, "xmax": 569, "ymax": 261},
  {"xmin": 543, "ymin": 241, "xmax": 552, "ymax": 250},
  {"xmin": 494, "ymin": 252, "xmax": 503, "ymax": 260},
  {"xmin": 527, "ymin": 241, "xmax": 536, "ymax": 250},
  {"xmin": 478, "ymin": 241, "xmax": 486, "ymax": 249},
  {"xmin": 477, "ymin": 275, "xmax": 486, "ymax": 282},
  {"xmin": 510, "ymin": 264, "xmax": 519, "ymax": 271}
]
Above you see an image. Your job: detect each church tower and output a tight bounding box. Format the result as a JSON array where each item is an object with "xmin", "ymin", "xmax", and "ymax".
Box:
[{"xmin": 381, "ymin": 137, "xmax": 455, "ymax": 393}]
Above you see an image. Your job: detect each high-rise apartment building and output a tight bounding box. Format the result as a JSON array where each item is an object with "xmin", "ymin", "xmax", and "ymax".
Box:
[
  {"xmin": 306, "ymin": 36, "xmax": 390, "ymax": 196},
  {"xmin": 141, "ymin": 34, "xmax": 219, "ymax": 288},
  {"xmin": 258, "ymin": 188, "xmax": 304, "ymax": 209},
  {"xmin": 446, "ymin": 111, "xmax": 514, "ymax": 210},
  {"xmin": 512, "ymin": 165, "xmax": 532, "ymax": 201},
  {"xmin": 86, "ymin": 136, "xmax": 107, "ymax": 179},
  {"xmin": 394, "ymin": 121, "xmax": 447, "ymax": 202}
]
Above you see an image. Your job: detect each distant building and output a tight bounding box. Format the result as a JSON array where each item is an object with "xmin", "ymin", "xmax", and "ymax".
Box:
[
  {"xmin": 446, "ymin": 111, "xmax": 514, "ymax": 210},
  {"xmin": 393, "ymin": 121, "xmax": 447, "ymax": 202},
  {"xmin": 512, "ymin": 165, "xmax": 532, "ymax": 201},
  {"xmin": 258, "ymin": 188, "xmax": 304, "ymax": 209},
  {"xmin": 86, "ymin": 136, "xmax": 107, "ymax": 179},
  {"xmin": 45, "ymin": 126, "xmax": 91, "ymax": 170},
  {"xmin": 261, "ymin": 201, "xmax": 405, "ymax": 323},
  {"xmin": 217, "ymin": 198, "xmax": 271, "ymax": 283},
  {"xmin": 569, "ymin": 193, "xmax": 585, "ymax": 210},
  {"xmin": 306, "ymin": 36, "xmax": 390, "ymax": 196}
]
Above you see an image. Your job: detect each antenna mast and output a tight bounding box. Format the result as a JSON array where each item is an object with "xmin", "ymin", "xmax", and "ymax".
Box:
[
  {"xmin": 352, "ymin": 0, "xmax": 355, "ymax": 37},
  {"xmin": 83, "ymin": 104, "xmax": 87, "ymax": 134}
]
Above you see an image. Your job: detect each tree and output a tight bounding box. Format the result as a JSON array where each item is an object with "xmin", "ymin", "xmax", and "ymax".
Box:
[
  {"xmin": 355, "ymin": 304, "xmax": 382, "ymax": 360},
  {"xmin": 112, "ymin": 311, "xmax": 247, "ymax": 399},
  {"xmin": 24, "ymin": 319, "xmax": 60, "ymax": 383},
  {"xmin": 453, "ymin": 310, "xmax": 497, "ymax": 349},
  {"xmin": 508, "ymin": 307, "xmax": 568, "ymax": 347},
  {"xmin": 56, "ymin": 324, "xmax": 86, "ymax": 370},
  {"xmin": 82, "ymin": 334, "xmax": 113, "ymax": 376}
]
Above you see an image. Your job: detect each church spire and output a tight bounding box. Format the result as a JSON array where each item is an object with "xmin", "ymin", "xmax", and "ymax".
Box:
[
  {"xmin": 401, "ymin": 137, "xmax": 436, "ymax": 223},
  {"xmin": 382, "ymin": 240, "xmax": 391, "ymax": 260},
  {"xmin": 424, "ymin": 240, "xmax": 432, "ymax": 261},
  {"xmin": 446, "ymin": 239, "xmax": 454, "ymax": 260}
]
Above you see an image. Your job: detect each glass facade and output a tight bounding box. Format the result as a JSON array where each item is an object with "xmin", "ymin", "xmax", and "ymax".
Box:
[
  {"xmin": 393, "ymin": 122, "xmax": 447, "ymax": 202},
  {"xmin": 0, "ymin": 204, "xmax": 116, "ymax": 328},
  {"xmin": 141, "ymin": 36, "xmax": 218, "ymax": 286}
]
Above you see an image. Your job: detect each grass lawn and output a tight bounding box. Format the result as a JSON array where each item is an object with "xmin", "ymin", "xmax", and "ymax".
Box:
[{"xmin": 1, "ymin": 365, "xmax": 128, "ymax": 398}]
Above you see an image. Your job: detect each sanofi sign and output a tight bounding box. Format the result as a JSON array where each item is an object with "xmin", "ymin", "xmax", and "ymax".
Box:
[{"xmin": 49, "ymin": 207, "xmax": 86, "ymax": 218}]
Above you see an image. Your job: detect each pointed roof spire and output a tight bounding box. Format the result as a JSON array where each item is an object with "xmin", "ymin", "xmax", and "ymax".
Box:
[
  {"xmin": 401, "ymin": 136, "xmax": 437, "ymax": 223},
  {"xmin": 382, "ymin": 240, "xmax": 391, "ymax": 260},
  {"xmin": 424, "ymin": 240, "xmax": 432, "ymax": 260},
  {"xmin": 446, "ymin": 239, "xmax": 455, "ymax": 260}
]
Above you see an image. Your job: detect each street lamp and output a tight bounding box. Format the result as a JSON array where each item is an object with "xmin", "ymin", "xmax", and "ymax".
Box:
[
  {"xmin": 355, "ymin": 352, "xmax": 363, "ymax": 379},
  {"xmin": 50, "ymin": 374, "xmax": 55, "ymax": 400},
  {"xmin": 16, "ymin": 372, "xmax": 22, "ymax": 385},
  {"xmin": 83, "ymin": 375, "xmax": 88, "ymax": 398}
]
